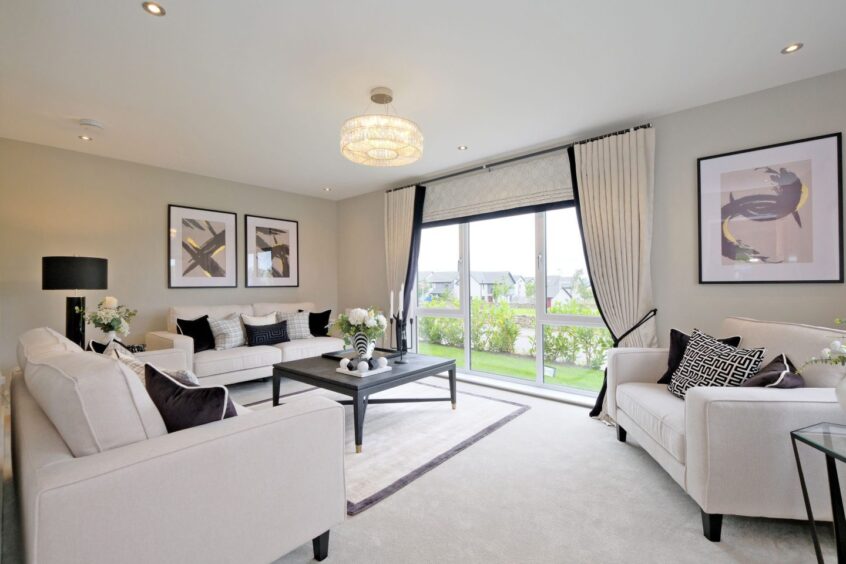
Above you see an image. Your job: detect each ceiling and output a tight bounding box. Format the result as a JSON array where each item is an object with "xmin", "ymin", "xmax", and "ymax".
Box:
[{"xmin": 2, "ymin": 1, "xmax": 846, "ymax": 201}]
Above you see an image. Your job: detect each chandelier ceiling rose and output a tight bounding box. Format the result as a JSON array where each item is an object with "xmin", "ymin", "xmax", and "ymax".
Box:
[{"xmin": 340, "ymin": 87, "xmax": 424, "ymax": 168}]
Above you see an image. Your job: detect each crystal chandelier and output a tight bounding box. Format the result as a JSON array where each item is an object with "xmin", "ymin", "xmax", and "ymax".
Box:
[{"xmin": 340, "ymin": 87, "xmax": 423, "ymax": 167}]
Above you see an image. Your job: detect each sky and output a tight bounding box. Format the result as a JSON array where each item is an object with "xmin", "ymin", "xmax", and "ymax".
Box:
[{"xmin": 418, "ymin": 208, "xmax": 588, "ymax": 278}]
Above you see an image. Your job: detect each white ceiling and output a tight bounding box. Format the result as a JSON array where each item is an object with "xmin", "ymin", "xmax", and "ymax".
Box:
[{"xmin": 2, "ymin": 1, "xmax": 846, "ymax": 201}]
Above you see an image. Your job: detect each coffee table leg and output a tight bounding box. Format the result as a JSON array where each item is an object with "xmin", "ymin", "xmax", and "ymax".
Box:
[
  {"xmin": 353, "ymin": 393, "xmax": 367, "ymax": 453},
  {"xmin": 272, "ymin": 371, "xmax": 281, "ymax": 407},
  {"xmin": 449, "ymin": 367, "xmax": 457, "ymax": 410}
]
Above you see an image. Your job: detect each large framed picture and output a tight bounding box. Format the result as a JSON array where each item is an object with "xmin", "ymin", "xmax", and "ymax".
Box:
[
  {"xmin": 168, "ymin": 205, "xmax": 237, "ymax": 288},
  {"xmin": 245, "ymin": 214, "xmax": 299, "ymax": 287},
  {"xmin": 698, "ymin": 133, "xmax": 842, "ymax": 284}
]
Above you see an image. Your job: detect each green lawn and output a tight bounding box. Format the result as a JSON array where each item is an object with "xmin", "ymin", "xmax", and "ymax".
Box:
[{"xmin": 417, "ymin": 342, "xmax": 602, "ymax": 393}]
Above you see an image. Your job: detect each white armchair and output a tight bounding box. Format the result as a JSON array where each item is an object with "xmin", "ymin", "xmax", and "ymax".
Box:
[{"xmin": 608, "ymin": 317, "xmax": 846, "ymax": 541}]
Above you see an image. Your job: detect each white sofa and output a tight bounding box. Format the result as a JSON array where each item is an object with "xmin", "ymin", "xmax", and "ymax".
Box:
[
  {"xmin": 608, "ymin": 317, "xmax": 846, "ymax": 541},
  {"xmin": 146, "ymin": 302, "xmax": 345, "ymax": 385},
  {"xmin": 12, "ymin": 327, "xmax": 346, "ymax": 563}
]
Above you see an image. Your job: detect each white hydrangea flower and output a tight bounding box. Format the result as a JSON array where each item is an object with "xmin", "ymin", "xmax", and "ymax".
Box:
[
  {"xmin": 376, "ymin": 314, "xmax": 387, "ymax": 329},
  {"xmin": 831, "ymin": 340, "xmax": 844, "ymax": 353},
  {"xmin": 365, "ymin": 316, "xmax": 377, "ymax": 328},
  {"xmin": 822, "ymin": 348, "xmax": 832, "ymax": 359},
  {"xmin": 348, "ymin": 308, "xmax": 368, "ymax": 326}
]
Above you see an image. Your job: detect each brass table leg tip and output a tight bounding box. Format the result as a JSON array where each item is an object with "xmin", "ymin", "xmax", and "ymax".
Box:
[{"xmin": 355, "ymin": 445, "xmax": 362, "ymax": 454}]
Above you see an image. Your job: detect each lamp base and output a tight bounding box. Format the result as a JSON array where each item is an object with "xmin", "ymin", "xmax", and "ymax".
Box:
[{"xmin": 66, "ymin": 296, "xmax": 85, "ymax": 348}]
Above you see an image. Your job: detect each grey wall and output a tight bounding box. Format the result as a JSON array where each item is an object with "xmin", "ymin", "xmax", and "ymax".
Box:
[
  {"xmin": 0, "ymin": 139, "xmax": 338, "ymax": 369},
  {"xmin": 337, "ymin": 189, "xmax": 390, "ymax": 323},
  {"xmin": 337, "ymin": 69, "xmax": 846, "ymax": 346},
  {"xmin": 651, "ymin": 69, "xmax": 846, "ymax": 343}
]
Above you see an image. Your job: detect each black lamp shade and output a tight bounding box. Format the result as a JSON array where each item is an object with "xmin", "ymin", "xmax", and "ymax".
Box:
[{"xmin": 42, "ymin": 257, "xmax": 108, "ymax": 290}]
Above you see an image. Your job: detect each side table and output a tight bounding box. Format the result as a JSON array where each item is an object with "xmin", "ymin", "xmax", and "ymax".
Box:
[{"xmin": 791, "ymin": 422, "xmax": 846, "ymax": 563}]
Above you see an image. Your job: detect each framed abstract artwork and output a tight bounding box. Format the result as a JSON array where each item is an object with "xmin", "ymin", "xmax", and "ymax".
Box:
[
  {"xmin": 168, "ymin": 205, "xmax": 237, "ymax": 288},
  {"xmin": 698, "ymin": 133, "xmax": 842, "ymax": 284},
  {"xmin": 245, "ymin": 214, "xmax": 299, "ymax": 287}
]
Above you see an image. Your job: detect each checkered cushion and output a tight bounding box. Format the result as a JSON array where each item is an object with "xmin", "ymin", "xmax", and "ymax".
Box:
[
  {"xmin": 208, "ymin": 314, "xmax": 246, "ymax": 350},
  {"xmin": 668, "ymin": 329, "xmax": 765, "ymax": 399},
  {"xmin": 276, "ymin": 311, "xmax": 312, "ymax": 340}
]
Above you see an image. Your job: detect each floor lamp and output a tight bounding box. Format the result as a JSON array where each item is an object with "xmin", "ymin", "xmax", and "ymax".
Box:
[{"xmin": 42, "ymin": 256, "xmax": 108, "ymax": 347}]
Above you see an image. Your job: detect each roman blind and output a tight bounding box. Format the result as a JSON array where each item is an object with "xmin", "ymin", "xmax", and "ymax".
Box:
[{"xmin": 421, "ymin": 150, "xmax": 573, "ymax": 224}]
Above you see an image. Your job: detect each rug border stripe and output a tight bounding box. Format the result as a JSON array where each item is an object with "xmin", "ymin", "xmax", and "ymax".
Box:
[{"xmin": 345, "ymin": 401, "xmax": 530, "ymax": 516}]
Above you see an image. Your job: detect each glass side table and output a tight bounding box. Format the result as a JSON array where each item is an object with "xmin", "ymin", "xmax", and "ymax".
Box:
[{"xmin": 791, "ymin": 422, "xmax": 846, "ymax": 564}]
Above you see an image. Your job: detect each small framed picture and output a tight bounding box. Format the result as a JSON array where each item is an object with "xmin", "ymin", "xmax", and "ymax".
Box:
[
  {"xmin": 698, "ymin": 133, "xmax": 842, "ymax": 283},
  {"xmin": 168, "ymin": 205, "xmax": 237, "ymax": 288},
  {"xmin": 245, "ymin": 214, "xmax": 299, "ymax": 287}
]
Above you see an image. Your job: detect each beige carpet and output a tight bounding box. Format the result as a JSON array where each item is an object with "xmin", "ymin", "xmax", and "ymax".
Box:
[
  {"xmin": 247, "ymin": 380, "xmax": 528, "ymax": 514},
  {"xmin": 257, "ymin": 377, "xmax": 835, "ymax": 564}
]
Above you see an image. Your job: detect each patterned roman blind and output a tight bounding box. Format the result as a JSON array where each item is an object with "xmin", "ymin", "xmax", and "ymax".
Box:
[{"xmin": 421, "ymin": 151, "xmax": 573, "ymax": 224}]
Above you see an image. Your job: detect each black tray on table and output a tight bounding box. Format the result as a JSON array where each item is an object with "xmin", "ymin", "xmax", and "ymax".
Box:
[{"xmin": 321, "ymin": 347, "xmax": 402, "ymax": 361}]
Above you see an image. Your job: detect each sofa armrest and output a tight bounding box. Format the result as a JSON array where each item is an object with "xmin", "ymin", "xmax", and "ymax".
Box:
[
  {"xmin": 606, "ymin": 347, "xmax": 669, "ymax": 421},
  {"xmin": 145, "ymin": 331, "xmax": 194, "ymax": 370},
  {"xmin": 134, "ymin": 348, "xmax": 188, "ymax": 371},
  {"xmin": 685, "ymin": 386, "xmax": 846, "ymax": 519},
  {"xmin": 30, "ymin": 396, "xmax": 346, "ymax": 564}
]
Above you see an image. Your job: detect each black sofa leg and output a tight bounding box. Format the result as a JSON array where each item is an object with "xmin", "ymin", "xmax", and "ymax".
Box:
[
  {"xmin": 701, "ymin": 510, "xmax": 723, "ymax": 542},
  {"xmin": 312, "ymin": 530, "xmax": 330, "ymax": 561},
  {"xmin": 616, "ymin": 425, "xmax": 627, "ymax": 443}
]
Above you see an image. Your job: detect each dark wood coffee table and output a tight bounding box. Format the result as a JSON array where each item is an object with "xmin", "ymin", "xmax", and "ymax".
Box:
[{"xmin": 273, "ymin": 353, "xmax": 457, "ymax": 453}]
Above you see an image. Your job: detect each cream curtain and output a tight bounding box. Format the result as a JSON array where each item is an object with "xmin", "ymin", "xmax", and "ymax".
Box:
[
  {"xmin": 384, "ymin": 186, "xmax": 417, "ymax": 317},
  {"xmin": 573, "ymin": 127, "xmax": 657, "ymax": 420}
]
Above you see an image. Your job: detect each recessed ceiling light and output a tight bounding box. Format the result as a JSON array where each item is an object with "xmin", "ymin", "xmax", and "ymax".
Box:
[
  {"xmin": 781, "ymin": 42, "xmax": 803, "ymax": 55},
  {"xmin": 323, "ymin": 187, "xmax": 332, "ymax": 192},
  {"xmin": 142, "ymin": 2, "xmax": 166, "ymax": 16},
  {"xmin": 78, "ymin": 135, "xmax": 93, "ymax": 142},
  {"xmin": 457, "ymin": 145, "xmax": 468, "ymax": 151}
]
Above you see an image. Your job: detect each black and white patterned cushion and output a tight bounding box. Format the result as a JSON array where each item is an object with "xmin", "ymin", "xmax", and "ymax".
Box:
[
  {"xmin": 276, "ymin": 311, "xmax": 312, "ymax": 340},
  {"xmin": 667, "ymin": 329, "xmax": 765, "ymax": 399},
  {"xmin": 207, "ymin": 314, "xmax": 246, "ymax": 350},
  {"xmin": 244, "ymin": 320, "xmax": 289, "ymax": 346}
]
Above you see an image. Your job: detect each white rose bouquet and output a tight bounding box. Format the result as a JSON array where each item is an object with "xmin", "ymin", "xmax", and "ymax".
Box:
[
  {"xmin": 334, "ymin": 307, "xmax": 388, "ymax": 343},
  {"xmin": 77, "ymin": 297, "xmax": 138, "ymax": 336},
  {"xmin": 802, "ymin": 318, "xmax": 846, "ymax": 372}
]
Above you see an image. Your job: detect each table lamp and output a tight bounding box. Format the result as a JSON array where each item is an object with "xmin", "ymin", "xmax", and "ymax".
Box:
[{"xmin": 42, "ymin": 256, "xmax": 108, "ymax": 347}]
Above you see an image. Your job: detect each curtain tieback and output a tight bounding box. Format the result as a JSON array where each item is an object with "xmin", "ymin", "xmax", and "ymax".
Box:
[{"xmin": 612, "ymin": 308, "xmax": 657, "ymax": 347}]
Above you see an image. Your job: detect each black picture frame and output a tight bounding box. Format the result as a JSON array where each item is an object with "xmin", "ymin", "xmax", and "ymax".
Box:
[
  {"xmin": 244, "ymin": 214, "xmax": 300, "ymax": 288},
  {"xmin": 168, "ymin": 204, "xmax": 238, "ymax": 288},
  {"xmin": 697, "ymin": 133, "xmax": 843, "ymax": 284}
]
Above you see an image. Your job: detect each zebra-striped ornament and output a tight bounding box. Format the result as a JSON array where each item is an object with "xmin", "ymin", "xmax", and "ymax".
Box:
[{"xmin": 352, "ymin": 332, "xmax": 376, "ymax": 360}]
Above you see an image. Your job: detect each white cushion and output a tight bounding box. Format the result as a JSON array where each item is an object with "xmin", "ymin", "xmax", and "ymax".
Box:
[
  {"xmin": 721, "ymin": 317, "xmax": 846, "ymax": 387},
  {"xmin": 167, "ymin": 305, "xmax": 254, "ymax": 333},
  {"xmin": 252, "ymin": 302, "xmax": 316, "ymax": 316},
  {"xmin": 193, "ymin": 346, "xmax": 282, "ymax": 378},
  {"xmin": 23, "ymin": 351, "xmax": 167, "ymax": 457},
  {"xmin": 241, "ymin": 312, "xmax": 278, "ymax": 326},
  {"xmin": 616, "ymin": 383, "xmax": 686, "ymax": 463},
  {"xmin": 17, "ymin": 327, "xmax": 82, "ymax": 371},
  {"xmin": 275, "ymin": 336, "xmax": 345, "ymax": 362}
]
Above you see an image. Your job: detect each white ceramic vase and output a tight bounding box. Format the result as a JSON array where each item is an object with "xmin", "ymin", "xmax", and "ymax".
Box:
[{"xmin": 103, "ymin": 330, "xmax": 116, "ymax": 344}]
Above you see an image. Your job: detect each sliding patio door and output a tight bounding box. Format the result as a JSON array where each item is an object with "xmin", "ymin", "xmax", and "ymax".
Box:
[{"xmin": 416, "ymin": 209, "xmax": 610, "ymax": 396}]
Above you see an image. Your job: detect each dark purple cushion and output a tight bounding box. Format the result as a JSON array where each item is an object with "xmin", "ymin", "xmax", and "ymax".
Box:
[
  {"xmin": 176, "ymin": 315, "xmax": 215, "ymax": 353},
  {"xmin": 657, "ymin": 329, "xmax": 742, "ymax": 384},
  {"xmin": 145, "ymin": 365, "xmax": 237, "ymax": 432},
  {"xmin": 742, "ymin": 354, "xmax": 805, "ymax": 388}
]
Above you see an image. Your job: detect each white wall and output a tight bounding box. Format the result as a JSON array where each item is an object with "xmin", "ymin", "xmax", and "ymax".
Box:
[
  {"xmin": 0, "ymin": 139, "xmax": 339, "ymax": 369},
  {"xmin": 337, "ymin": 69, "xmax": 846, "ymax": 346},
  {"xmin": 652, "ymin": 69, "xmax": 846, "ymax": 343}
]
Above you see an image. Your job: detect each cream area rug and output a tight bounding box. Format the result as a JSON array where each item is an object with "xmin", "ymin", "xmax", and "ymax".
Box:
[{"xmin": 246, "ymin": 379, "xmax": 529, "ymax": 515}]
